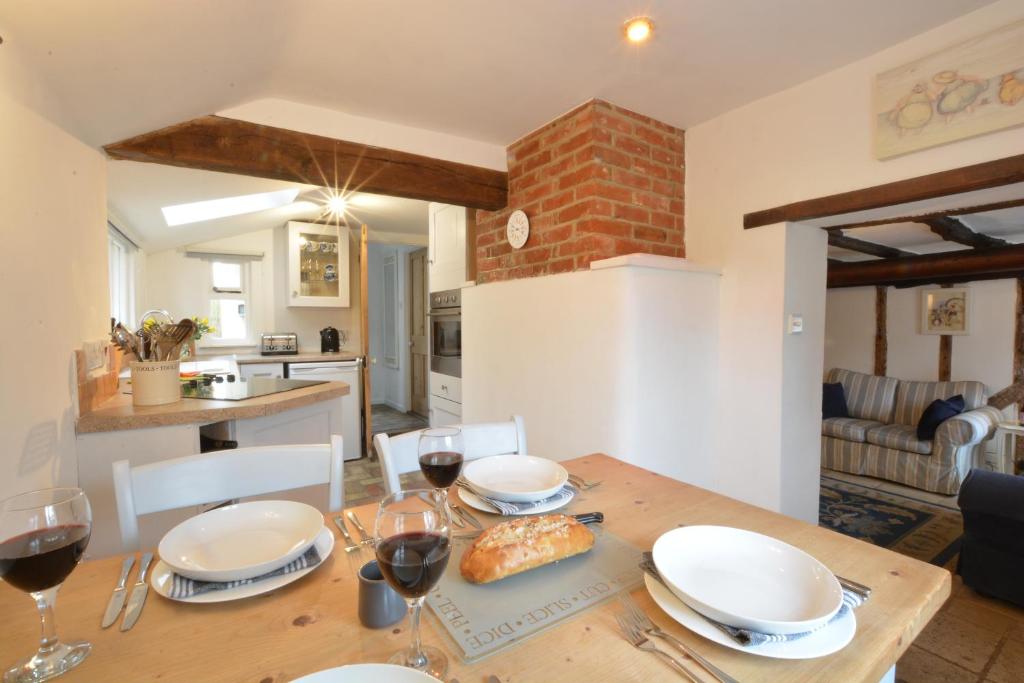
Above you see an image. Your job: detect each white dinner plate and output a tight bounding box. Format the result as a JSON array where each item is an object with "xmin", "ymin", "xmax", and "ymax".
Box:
[
  {"xmin": 151, "ymin": 525, "xmax": 334, "ymax": 604},
  {"xmin": 158, "ymin": 500, "xmax": 325, "ymax": 582},
  {"xmin": 645, "ymin": 574, "xmax": 856, "ymax": 660},
  {"xmin": 291, "ymin": 663, "xmax": 438, "ymax": 682},
  {"xmin": 652, "ymin": 526, "xmax": 843, "ymax": 634},
  {"xmin": 462, "ymin": 454, "xmax": 568, "ymax": 502},
  {"xmin": 456, "ymin": 486, "xmax": 573, "ymax": 515}
]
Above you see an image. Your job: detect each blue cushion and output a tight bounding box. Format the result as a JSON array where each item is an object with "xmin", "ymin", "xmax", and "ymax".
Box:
[
  {"xmin": 823, "ymin": 382, "xmax": 849, "ymax": 419},
  {"xmin": 916, "ymin": 394, "xmax": 965, "ymax": 440}
]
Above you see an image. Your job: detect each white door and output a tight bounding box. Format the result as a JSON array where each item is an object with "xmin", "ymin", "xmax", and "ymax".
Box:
[{"xmin": 428, "ymin": 203, "xmax": 466, "ymax": 293}]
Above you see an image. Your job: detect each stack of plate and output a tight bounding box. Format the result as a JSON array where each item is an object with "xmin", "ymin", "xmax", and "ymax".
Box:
[
  {"xmin": 647, "ymin": 526, "xmax": 855, "ymax": 659},
  {"xmin": 150, "ymin": 500, "xmax": 333, "ymax": 603},
  {"xmin": 458, "ymin": 455, "xmax": 572, "ymax": 514}
]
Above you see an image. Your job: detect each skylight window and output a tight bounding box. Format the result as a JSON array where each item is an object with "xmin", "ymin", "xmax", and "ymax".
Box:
[{"xmin": 161, "ymin": 189, "xmax": 300, "ymax": 226}]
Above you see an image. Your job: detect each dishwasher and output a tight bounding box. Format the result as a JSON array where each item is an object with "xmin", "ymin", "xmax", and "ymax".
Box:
[{"xmin": 286, "ymin": 359, "xmax": 363, "ymax": 460}]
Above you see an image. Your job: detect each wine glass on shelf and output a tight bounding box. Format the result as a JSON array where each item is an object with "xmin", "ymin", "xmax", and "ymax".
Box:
[
  {"xmin": 417, "ymin": 427, "xmax": 465, "ymax": 508},
  {"xmin": 0, "ymin": 488, "xmax": 92, "ymax": 682},
  {"xmin": 374, "ymin": 489, "xmax": 452, "ymax": 678}
]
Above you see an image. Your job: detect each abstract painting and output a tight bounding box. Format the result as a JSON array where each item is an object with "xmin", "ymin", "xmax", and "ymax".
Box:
[
  {"xmin": 921, "ymin": 287, "xmax": 970, "ymax": 335},
  {"xmin": 875, "ymin": 19, "xmax": 1024, "ymax": 159}
]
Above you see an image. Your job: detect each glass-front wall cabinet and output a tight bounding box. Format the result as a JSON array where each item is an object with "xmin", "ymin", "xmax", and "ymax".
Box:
[{"xmin": 287, "ymin": 221, "xmax": 350, "ymax": 307}]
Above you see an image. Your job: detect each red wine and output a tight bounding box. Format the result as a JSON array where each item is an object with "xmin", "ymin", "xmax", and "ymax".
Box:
[
  {"xmin": 418, "ymin": 451, "xmax": 464, "ymax": 489},
  {"xmin": 376, "ymin": 532, "xmax": 451, "ymax": 599},
  {"xmin": 0, "ymin": 525, "xmax": 90, "ymax": 593}
]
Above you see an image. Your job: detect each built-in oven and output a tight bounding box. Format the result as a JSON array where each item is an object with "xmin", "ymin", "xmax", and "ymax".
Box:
[{"xmin": 429, "ymin": 288, "xmax": 461, "ymax": 378}]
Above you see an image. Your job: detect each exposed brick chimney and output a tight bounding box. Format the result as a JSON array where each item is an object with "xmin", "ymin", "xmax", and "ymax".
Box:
[{"xmin": 475, "ymin": 99, "xmax": 684, "ymax": 283}]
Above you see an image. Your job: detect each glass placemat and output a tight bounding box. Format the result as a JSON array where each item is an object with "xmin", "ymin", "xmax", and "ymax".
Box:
[{"xmin": 425, "ymin": 526, "xmax": 642, "ymax": 663}]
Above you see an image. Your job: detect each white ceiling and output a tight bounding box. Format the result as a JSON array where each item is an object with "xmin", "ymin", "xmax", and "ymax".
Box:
[
  {"xmin": 108, "ymin": 161, "xmax": 430, "ymax": 252},
  {"xmin": 0, "ymin": 0, "xmax": 996, "ymax": 148},
  {"xmin": 827, "ymin": 205, "xmax": 1024, "ymax": 261}
]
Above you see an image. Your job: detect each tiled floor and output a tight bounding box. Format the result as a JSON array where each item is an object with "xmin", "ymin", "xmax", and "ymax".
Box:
[
  {"xmin": 370, "ymin": 404, "xmax": 428, "ymax": 437},
  {"xmin": 344, "ymin": 456, "xmax": 426, "ymax": 508},
  {"xmin": 822, "ymin": 471, "xmax": 1024, "ymax": 681}
]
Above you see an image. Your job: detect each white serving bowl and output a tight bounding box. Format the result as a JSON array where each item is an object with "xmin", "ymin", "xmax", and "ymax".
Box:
[
  {"xmin": 158, "ymin": 500, "xmax": 324, "ymax": 582},
  {"xmin": 462, "ymin": 454, "xmax": 568, "ymax": 503},
  {"xmin": 652, "ymin": 525, "xmax": 843, "ymax": 634},
  {"xmin": 292, "ymin": 664, "xmax": 438, "ymax": 682}
]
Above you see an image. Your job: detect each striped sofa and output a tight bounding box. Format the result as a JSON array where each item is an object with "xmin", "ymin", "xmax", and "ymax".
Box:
[{"xmin": 821, "ymin": 369, "xmax": 1003, "ymax": 494}]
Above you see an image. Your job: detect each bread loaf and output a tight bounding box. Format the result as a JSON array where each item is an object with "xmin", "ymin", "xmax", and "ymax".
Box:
[{"xmin": 459, "ymin": 514, "xmax": 595, "ymax": 584}]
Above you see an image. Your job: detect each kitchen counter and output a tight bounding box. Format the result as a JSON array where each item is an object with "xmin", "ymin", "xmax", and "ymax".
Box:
[
  {"xmin": 223, "ymin": 351, "xmax": 361, "ymax": 364},
  {"xmin": 76, "ymin": 380, "xmax": 350, "ymax": 433}
]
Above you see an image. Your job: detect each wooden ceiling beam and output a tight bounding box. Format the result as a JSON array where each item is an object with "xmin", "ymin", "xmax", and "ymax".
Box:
[
  {"xmin": 828, "ymin": 243, "xmax": 1024, "ymax": 288},
  {"xmin": 921, "ymin": 216, "xmax": 1008, "ymax": 248},
  {"xmin": 744, "ymin": 152, "xmax": 1024, "ymax": 229},
  {"xmin": 104, "ymin": 115, "xmax": 509, "ymax": 211},
  {"xmin": 823, "ymin": 197, "xmax": 1024, "ymax": 232},
  {"xmin": 827, "ymin": 232, "xmax": 914, "ymax": 259}
]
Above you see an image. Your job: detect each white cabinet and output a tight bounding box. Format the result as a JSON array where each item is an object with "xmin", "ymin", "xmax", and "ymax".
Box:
[
  {"xmin": 430, "ymin": 394, "xmax": 462, "ymax": 427},
  {"xmin": 239, "ymin": 362, "xmax": 284, "ymax": 380},
  {"xmin": 428, "ymin": 203, "xmax": 466, "ymax": 293},
  {"xmin": 287, "ymin": 221, "xmax": 350, "ymax": 307}
]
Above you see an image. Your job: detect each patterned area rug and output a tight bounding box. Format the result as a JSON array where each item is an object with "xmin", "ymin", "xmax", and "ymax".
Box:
[{"xmin": 819, "ymin": 475, "xmax": 962, "ymax": 569}]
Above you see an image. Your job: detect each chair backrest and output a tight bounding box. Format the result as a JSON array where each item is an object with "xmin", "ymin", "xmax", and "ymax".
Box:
[
  {"xmin": 112, "ymin": 435, "xmax": 344, "ymax": 551},
  {"xmin": 374, "ymin": 416, "xmax": 527, "ymax": 496}
]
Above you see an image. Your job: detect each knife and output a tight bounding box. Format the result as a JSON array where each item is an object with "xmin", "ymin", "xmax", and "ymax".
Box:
[
  {"xmin": 451, "ymin": 503, "xmax": 481, "ymax": 530},
  {"xmin": 332, "ymin": 516, "xmax": 362, "ymax": 553},
  {"xmin": 101, "ymin": 556, "xmax": 136, "ymax": 628},
  {"xmin": 120, "ymin": 552, "xmax": 153, "ymax": 632}
]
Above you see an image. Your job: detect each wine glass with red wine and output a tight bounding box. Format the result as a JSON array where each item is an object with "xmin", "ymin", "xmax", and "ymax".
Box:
[
  {"xmin": 374, "ymin": 489, "xmax": 452, "ymax": 678},
  {"xmin": 0, "ymin": 488, "xmax": 92, "ymax": 682},
  {"xmin": 417, "ymin": 427, "xmax": 465, "ymax": 507}
]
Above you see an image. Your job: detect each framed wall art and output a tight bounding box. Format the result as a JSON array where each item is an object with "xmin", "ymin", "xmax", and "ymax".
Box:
[
  {"xmin": 921, "ymin": 287, "xmax": 970, "ymax": 335},
  {"xmin": 874, "ymin": 19, "xmax": 1024, "ymax": 159}
]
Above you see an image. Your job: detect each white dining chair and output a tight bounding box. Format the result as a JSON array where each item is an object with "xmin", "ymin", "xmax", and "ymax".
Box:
[
  {"xmin": 374, "ymin": 416, "xmax": 527, "ymax": 496},
  {"xmin": 112, "ymin": 435, "xmax": 344, "ymax": 552}
]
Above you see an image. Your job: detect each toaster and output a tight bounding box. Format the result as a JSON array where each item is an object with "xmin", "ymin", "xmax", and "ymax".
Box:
[{"xmin": 260, "ymin": 333, "xmax": 299, "ymax": 356}]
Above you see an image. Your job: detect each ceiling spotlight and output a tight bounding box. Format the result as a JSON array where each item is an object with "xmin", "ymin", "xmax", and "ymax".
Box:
[
  {"xmin": 324, "ymin": 194, "xmax": 347, "ymax": 217},
  {"xmin": 624, "ymin": 16, "xmax": 654, "ymax": 43}
]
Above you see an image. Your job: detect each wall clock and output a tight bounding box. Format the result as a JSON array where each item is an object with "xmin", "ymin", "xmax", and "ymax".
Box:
[{"xmin": 506, "ymin": 209, "xmax": 530, "ymax": 249}]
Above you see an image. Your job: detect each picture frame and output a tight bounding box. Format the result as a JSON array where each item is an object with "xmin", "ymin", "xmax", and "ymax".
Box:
[{"xmin": 920, "ymin": 288, "xmax": 970, "ymax": 335}]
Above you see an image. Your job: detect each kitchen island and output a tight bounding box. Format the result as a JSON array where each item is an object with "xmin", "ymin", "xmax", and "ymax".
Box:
[{"xmin": 76, "ymin": 379, "xmax": 350, "ymax": 557}]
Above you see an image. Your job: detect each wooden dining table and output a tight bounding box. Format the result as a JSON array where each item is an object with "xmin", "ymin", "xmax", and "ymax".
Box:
[{"xmin": 0, "ymin": 454, "xmax": 950, "ymax": 682}]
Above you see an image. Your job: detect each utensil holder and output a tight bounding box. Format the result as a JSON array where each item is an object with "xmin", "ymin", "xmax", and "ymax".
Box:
[{"xmin": 130, "ymin": 360, "xmax": 181, "ymax": 406}]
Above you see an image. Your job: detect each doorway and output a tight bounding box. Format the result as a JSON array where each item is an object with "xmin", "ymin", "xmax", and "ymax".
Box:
[
  {"xmin": 366, "ymin": 242, "xmax": 429, "ymax": 440},
  {"xmin": 408, "ymin": 247, "xmax": 429, "ymax": 418}
]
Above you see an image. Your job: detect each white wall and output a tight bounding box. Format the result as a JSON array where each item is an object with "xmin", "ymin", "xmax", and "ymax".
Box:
[
  {"xmin": 0, "ymin": 56, "xmax": 109, "ymax": 499},
  {"xmin": 462, "ymin": 256, "xmax": 720, "ymax": 489},
  {"xmin": 686, "ymin": 0, "xmax": 1024, "ymax": 520},
  {"xmin": 367, "ymin": 243, "xmax": 420, "ymax": 410},
  {"xmin": 825, "ymin": 280, "xmax": 1016, "ymax": 394},
  {"xmin": 141, "ymin": 225, "xmax": 360, "ymax": 353}
]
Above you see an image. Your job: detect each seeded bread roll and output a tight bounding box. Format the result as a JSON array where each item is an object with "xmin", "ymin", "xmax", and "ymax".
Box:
[{"xmin": 459, "ymin": 514, "xmax": 595, "ymax": 584}]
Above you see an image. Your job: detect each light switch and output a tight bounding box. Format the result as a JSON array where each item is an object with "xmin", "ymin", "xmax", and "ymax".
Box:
[{"xmin": 788, "ymin": 314, "xmax": 804, "ymax": 334}]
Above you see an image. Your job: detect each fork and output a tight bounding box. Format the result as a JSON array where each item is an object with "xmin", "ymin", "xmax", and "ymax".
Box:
[
  {"xmin": 621, "ymin": 595, "xmax": 737, "ymax": 683},
  {"xmin": 568, "ymin": 473, "xmax": 602, "ymax": 490},
  {"xmin": 615, "ymin": 613, "xmax": 698, "ymax": 681}
]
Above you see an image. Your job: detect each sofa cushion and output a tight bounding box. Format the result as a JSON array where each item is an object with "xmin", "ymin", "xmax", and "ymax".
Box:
[
  {"xmin": 893, "ymin": 379, "xmax": 986, "ymax": 427},
  {"xmin": 825, "ymin": 369, "xmax": 899, "ymax": 423},
  {"xmin": 917, "ymin": 394, "xmax": 966, "ymax": 440},
  {"xmin": 822, "ymin": 383, "xmax": 849, "ymax": 419},
  {"xmin": 865, "ymin": 424, "xmax": 933, "ymax": 455},
  {"xmin": 822, "ymin": 417, "xmax": 885, "ymax": 443}
]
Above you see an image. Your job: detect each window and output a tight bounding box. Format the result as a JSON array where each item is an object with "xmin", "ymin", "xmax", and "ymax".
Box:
[
  {"xmin": 205, "ymin": 259, "xmax": 250, "ymax": 344},
  {"xmin": 108, "ymin": 225, "xmax": 136, "ymax": 325}
]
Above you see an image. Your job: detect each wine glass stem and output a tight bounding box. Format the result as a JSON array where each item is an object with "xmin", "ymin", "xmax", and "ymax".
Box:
[
  {"xmin": 408, "ymin": 597, "xmax": 427, "ymax": 669},
  {"xmin": 31, "ymin": 586, "xmax": 60, "ymax": 655}
]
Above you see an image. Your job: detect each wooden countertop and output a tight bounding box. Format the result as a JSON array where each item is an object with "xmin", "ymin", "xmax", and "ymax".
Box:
[
  {"xmin": 0, "ymin": 454, "xmax": 950, "ymax": 682},
  {"xmin": 76, "ymin": 380, "xmax": 350, "ymax": 434},
  {"xmin": 202, "ymin": 352, "xmax": 362, "ymax": 365}
]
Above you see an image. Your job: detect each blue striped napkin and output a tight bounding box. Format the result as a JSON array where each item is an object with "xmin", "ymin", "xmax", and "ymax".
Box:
[
  {"xmin": 711, "ymin": 588, "xmax": 865, "ymax": 646},
  {"xmin": 168, "ymin": 545, "xmax": 322, "ymax": 599},
  {"xmin": 459, "ymin": 483, "xmax": 577, "ymax": 515}
]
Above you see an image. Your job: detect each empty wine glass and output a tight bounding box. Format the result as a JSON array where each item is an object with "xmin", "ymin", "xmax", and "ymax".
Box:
[
  {"xmin": 417, "ymin": 427, "xmax": 465, "ymax": 507},
  {"xmin": 0, "ymin": 488, "xmax": 92, "ymax": 682},
  {"xmin": 374, "ymin": 489, "xmax": 452, "ymax": 678}
]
